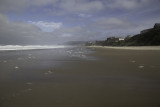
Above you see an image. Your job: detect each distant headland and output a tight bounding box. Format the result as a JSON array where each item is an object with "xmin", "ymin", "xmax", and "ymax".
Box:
[{"xmin": 86, "ymin": 23, "xmax": 160, "ymax": 46}]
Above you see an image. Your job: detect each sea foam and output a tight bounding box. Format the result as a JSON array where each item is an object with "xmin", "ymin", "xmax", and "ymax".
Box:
[{"xmin": 0, "ymin": 45, "xmax": 66, "ymax": 51}]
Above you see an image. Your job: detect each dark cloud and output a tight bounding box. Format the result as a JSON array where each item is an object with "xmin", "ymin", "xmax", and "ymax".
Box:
[{"xmin": 0, "ymin": 0, "xmax": 159, "ymax": 13}]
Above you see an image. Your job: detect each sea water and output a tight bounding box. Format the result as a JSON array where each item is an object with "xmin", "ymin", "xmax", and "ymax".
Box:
[{"xmin": 0, "ymin": 45, "xmax": 66, "ymax": 51}]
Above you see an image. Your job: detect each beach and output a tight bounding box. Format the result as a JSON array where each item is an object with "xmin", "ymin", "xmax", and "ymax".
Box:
[
  {"xmin": 90, "ymin": 46, "xmax": 160, "ymax": 50},
  {"xmin": 0, "ymin": 46, "xmax": 160, "ymax": 107}
]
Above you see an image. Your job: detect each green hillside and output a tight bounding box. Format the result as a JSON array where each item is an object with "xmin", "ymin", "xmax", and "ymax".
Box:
[{"xmin": 126, "ymin": 28, "xmax": 160, "ymax": 46}]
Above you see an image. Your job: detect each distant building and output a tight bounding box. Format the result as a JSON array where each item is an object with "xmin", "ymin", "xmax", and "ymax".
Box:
[
  {"xmin": 118, "ymin": 38, "xmax": 125, "ymax": 41},
  {"xmin": 106, "ymin": 37, "xmax": 124, "ymax": 43}
]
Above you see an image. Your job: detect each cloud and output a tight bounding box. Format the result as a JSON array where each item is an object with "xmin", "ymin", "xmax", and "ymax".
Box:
[
  {"xmin": 0, "ymin": 14, "xmax": 61, "ymax": 45},
  {"xmin": 105, "ymin": 0, "xmax": 144, "ymax": 10},
  {"xmin": 78, "ymin": 13, "xmax": 92, "ymax": 18},
  {"xmin": 0, "ymin": 0, "xmax": 105, "ymax": 14},
  {"xmin": 49, "ymin": 26, "xmax": 103, "ymax": 41},
  {"xmin": 105, "ymin": 0, "xmax": 160, "ymax": 10},
  {"xmin": 0, "ymin": 0, "xmax": 160, "ymax": 45},
  {"xmin": 0, "ymin": 13, "xmax": 101, "ymax": 44},
  {"xmin": 89, "ymin": 18, "xmax": 136, "ymax": 30},
  {"xmin": 0, "ymin": 0, "xmax": 57, "ymax": 12},
  {"xmin": 0, "ymin": 12, "xmax": 158, "ymax": 45},
  {"xmin": 86, "ymin": 17, "xmax": 156, "ymax": 37},
  {"xmin": 0, "ymin": 0, "xmax": 159, "ymax": 16},
  {"xmin": 59, "ymin": 0, "xmax": 104, "ymax": 13},
  {"xmin": 28, "ymin": 21, "xmax": 62, "ymax": 32}
]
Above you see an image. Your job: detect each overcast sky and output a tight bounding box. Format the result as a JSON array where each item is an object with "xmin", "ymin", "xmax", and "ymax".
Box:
[{"xmin": 0, "ymin": 0, "xmax": 160, "ymax": 45}]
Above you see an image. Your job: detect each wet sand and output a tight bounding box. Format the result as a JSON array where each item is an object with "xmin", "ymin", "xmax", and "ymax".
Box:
[
  {"xmin": 90, "ymin": 46, "xmax": 160, "ymax": 50},
  {"xmin": 0, "ymin": 47, "xmax": 160, "ymax": 107}
]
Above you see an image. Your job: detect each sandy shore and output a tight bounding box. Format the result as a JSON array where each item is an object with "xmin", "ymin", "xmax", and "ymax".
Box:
[
  {"xmin": 89, "ymin": 46, "xmax": 160, "ymax": 50},
  {"xmin": 0, "ymin": 47, "xmax": 160, "ymax": 107}
]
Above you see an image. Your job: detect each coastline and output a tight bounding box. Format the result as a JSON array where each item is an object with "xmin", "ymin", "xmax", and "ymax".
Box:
[{"xmin": 88, "ymin": 46, "xmax": 160, "ymax": 50}]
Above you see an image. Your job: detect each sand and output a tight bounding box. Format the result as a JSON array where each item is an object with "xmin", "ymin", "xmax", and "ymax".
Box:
[
  {"xmin": 0, "ymin": 47, "xmax": 160, "ymax": 107},
  {"xmin": 90, "ymin": 46, "xmax": 160, "ymax": 50}
]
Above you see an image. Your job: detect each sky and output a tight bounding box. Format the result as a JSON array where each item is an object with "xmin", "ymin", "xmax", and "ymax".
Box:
[{"xmin": 0, "ymin": 0, "xmax": 160, "ymax": 45}]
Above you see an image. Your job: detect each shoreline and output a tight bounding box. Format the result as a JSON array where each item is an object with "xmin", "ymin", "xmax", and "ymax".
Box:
[{"xmin": 88, "ymin": 46, "xmax": 160, "ymax": 50}]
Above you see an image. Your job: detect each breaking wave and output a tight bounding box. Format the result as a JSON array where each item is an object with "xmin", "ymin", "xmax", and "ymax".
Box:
[{"xmin": 0, "ymin": 45, "xmax": 66, "ymax": 51}]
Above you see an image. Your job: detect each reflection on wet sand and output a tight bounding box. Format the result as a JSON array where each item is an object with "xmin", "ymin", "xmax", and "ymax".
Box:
[{"xmin": 0, "ymin": 46, "xmax": 160, "ymax": 107}]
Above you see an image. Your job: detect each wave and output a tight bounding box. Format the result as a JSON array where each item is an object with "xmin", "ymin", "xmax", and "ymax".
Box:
[{"xmin": 0, "ymin": 45, "xmax": 66, "ymax": 51}]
